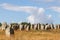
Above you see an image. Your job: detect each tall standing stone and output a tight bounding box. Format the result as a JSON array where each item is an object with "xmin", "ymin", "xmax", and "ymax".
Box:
[
  {"xmin": 34, "ymin": 24, "xmax": 37, "ymax": 30},
  {"xmin": 1, "ymin": 22, "xmax": 7, "ymax": 30},
  {"xmin": 19, "ymin": 24, "xmax": 23, "ymax": 31},
  {"xmin": 41, "ymin": 24, "xmax": 46, "ymax": 30},
  {"xmin": 5, "ymin": 24, "xmax": 14, "ymax": 37},
  {"xmin": 37, "ymin": 24, "xmax": 41, "ymax": 30},
  {"xmin": 30, "ymin": 24, "xmax": 34, "ymax": 30},
  {"xmin": 5, "ymin": 24, "xmax": 11, "ymax": 37},
  {"xmin": 25, "ymin": 25, "xmax": 30, "ymax": 31},
  {"xmin": 55, "ymin": 24, "xmax": 59, "ymax": 29},
  {"xmin": 30, "ymin": 24, "xmax": 33, "ymax": 30}
]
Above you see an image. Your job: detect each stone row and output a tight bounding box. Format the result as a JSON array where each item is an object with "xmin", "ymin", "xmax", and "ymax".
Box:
[{"xmin": 0, "ymin": 22, "xmax": 60, "ymax": 36}]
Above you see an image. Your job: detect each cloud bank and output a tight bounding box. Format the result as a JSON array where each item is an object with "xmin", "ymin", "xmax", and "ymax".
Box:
[
  {"xmin": 30, "ymin": 0, "xmax": 54, "ymax": 3},
  {"xmin": 49, "ymin": 6, "xmax": 60, "ymax": 13},
  {"xmin": 0, "ymin": 3, "xmax": 53, "ymax": 24}
]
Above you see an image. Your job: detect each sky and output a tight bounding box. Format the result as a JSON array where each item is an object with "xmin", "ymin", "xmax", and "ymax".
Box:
[{"xmin": 0, "ymin": 0, "xmax": 60, "ymax": 24}]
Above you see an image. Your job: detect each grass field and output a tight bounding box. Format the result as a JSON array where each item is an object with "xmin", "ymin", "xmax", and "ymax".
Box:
[{"xmin": 0, "ymin": 29, "xmax": 60, "ymax": 40}]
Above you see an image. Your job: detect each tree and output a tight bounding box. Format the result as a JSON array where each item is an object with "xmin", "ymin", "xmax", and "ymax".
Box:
[{"xmin": 10, "ymin": 23, "xmax": 19, "ymax": 30}]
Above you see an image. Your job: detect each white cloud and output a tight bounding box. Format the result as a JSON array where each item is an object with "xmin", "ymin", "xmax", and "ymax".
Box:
[
  {"xmin": 38, "ymin": 8, "xmax": 45, "ymax": 14},
  {"xmin": 27, "ymin": 8, "xmax": 53, "ymax": 24},
  {"xmin": 0, "ymin": 3, "xmax": 38, "ymax": 14},
  {"xmin": 27, "ymin": 15, "xmax": 35, "ymax": 24},
  {"xmin": 0, "ymin": 3, "xmax": 53, "ymax": 24},
  {"xmin": 49, "ymin": 6, "xmax": 60, "ymax": 13},
  {"xmin": 48, "ymin": 15, "xmax": 52, "ymax": 18},
  {"xmin": 45, "ymin": 0, "xmax": 54, "ymax": 2},
  {"xmin": 27, "ymin": 14, "xmax": 53, "ymax": 24},
  {"xmin": 30, "ymin": 0, "xmax": 54, "ymax": 3}
]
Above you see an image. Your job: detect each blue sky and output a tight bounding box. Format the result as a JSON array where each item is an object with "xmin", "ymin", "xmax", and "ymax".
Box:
[{"xmin": 0, "ymin": 0, "xmax": 60, "ymax": 24}]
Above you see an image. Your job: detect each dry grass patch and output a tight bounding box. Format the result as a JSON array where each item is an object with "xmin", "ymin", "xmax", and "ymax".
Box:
[{"xmin": 0, "ymin": 29, "xmax": 60, "ymax": 40}]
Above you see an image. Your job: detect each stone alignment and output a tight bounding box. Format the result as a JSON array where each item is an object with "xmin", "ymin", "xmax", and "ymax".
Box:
[
  {"xmin": 6, "ymin": 24, "xmax": 60, "ymax": 30},
  {"xmin": 2, "ymin": 22, "xmax": 60, "ymax": 37},
  {"xmin": 1, "ymin": 22, "xmax": 60, "ymax": 33}
]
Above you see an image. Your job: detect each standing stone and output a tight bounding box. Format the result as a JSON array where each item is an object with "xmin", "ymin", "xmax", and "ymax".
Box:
[
  {"xmin": 19, "ymin": 24, "xmax": 23, "ymax": 31},
  {"xmin": 34, "ymin": 24, "xmax": 37, "ymax": 30},
  {"xmin": 57, "ymin": 24, "xmax": 60, "ymax": 29},
  {"xmin": 5, "ymin": 27, "xmax": 10, "ymax": 37},
  {"xmin": 41, "ymin": 24, "xmax": 45, "ymax": 30},
  {"xmin": 37, "ymin": 24, "xmax": 39, "ymax": 30},
  {"xmin": 19, "ymin": 24, "xmax": 25, "ymax": 30},
  {"xmin": 58, "ymin": 24, "xmax": 60, "ymax": 29},
  {"xmin": 55, "ymin": 24, "xmax": 59, "ymax": 29},
  {"xmin": 45, "ymin": 24, "xmax": 48, "ymax": 30},
  {"xmin": 5, "ymin": 24, "xmax": 14, "ymax": 37},
  {"xmin": 49, "ymin": 24, "xmax": 54, "ymax": 29},
  {"xmin": 45, "ymin": 24, "xmax": 51, "ymax": 30},
  {"xmin": 37, "ymin": 24, "xmax": 40, "ymax": 30},
  {"xmin": 25, "ymin": 25, "xmax": 30, "ymax": 31},
  {"xmin": 39, "ymin": 24, "xmax": 41, "ymax": 30},
  {"xmin": 51, "ymin": 24, "xmax": 54, "ymax": 29},
  {"xmin": 54, "ymin": 24, "xmax": 57, "ymax": 29},
  {"xmin": 52, "ymin": 24, "xmax": 59, "ymax": 29},
  {"xmin": 1, "ymin": 22, "xmax": 7, "ymax": 30},
  {"xmin": 24, "ymin": 24, "xmax": 27, "ymax": 30},
  {"xmin": 30, "ymin": 24, "xmax": 33, "ymax": 30},
  {"xmin": 30, "ymin": 24, "xmax": 34, "ymax": 30},
  {"xmin": 5, "ymin": 24, "xmax": 11, "ymax": 37}
]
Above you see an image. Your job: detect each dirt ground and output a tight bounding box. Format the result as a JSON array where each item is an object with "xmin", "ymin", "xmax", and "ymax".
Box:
[{"xmin": 0, "ymin": 29, "xmax": 60, "ymax": 40}]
